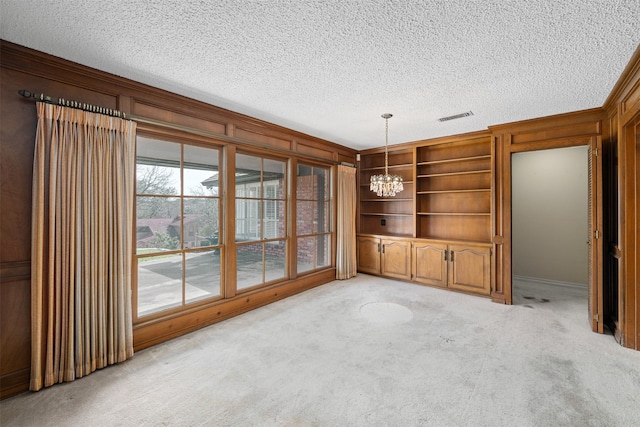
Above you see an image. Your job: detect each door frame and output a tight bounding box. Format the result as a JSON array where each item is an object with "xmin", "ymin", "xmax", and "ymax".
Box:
[{"xmin": 491, "ymin": 119, "xmax": 604, "ymax": 333}]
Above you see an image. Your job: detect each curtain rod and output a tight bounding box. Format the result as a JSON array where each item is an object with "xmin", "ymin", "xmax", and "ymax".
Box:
[
  {"xmin": 19, "ymin": 90, "xmax": 126, "ymax": 118},
  {"xmin": 18, "ymin": 90, "xmax": 343, "ymax": 165}
]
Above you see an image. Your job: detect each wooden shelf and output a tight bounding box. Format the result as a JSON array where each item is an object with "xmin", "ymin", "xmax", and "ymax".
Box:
[
  {"xmin": 417, "ymin": 189, "xmax": 490, "ymax": 194},
  {"xmin": 417, "ymin": 170, "xmax": 490, "ymax": 179},
  {"xmin": 417, "ymin": 212, "xmax": 490, "ymax": 216},
  {"xmin": 417, "ymin": 154, "xmax": 490, "ymax": 166},
  {"xmin": 361, "ymin": 212, "xmax": 413, "ymax": 217},
  {"xmin": 361, "ymin": 198, "xmax": 413, "ymax": 202},
  {"xmin": 360, "ymin": 181, "xmax": 414, "ymax": 187},
  {"xmin": 361, "ymin": 163, "xmax": 413, "ymax": 171},
  {"xmin": 359, "ymin": 232, "xmax": 414, "ymax": 238}
]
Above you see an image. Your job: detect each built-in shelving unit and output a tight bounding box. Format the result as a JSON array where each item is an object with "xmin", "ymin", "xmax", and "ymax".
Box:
[
  {"xmin": 356, "ymin": 133, "xmax": 493, "ymax": 297},
  {"xmin": 358, "ymin": 149, "xmax": 415, "ymax": 237},
  {"xmin": 415, "ymin": 136, "xmax": 492, "ymax": 243}
]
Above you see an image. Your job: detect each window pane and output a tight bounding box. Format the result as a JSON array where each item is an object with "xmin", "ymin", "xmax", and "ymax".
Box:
[
  {"xmin": 184, "ymin": 198, "xmax": 219, "ymax": 248},
  {"xmin": 263, "ymin": 158, "xmax": 285, "ymax": 199},
  {"xmin": 136, "ymin": 138, "xmax": 223, "ymax": 319},
  {"xmin": 265, "ymin": 240, "xmax": 286, "ymax": 282},
  {"xmin": 136, "ymin": 138, "xmax": 180, "ymax": 195},
  {"xmin": 184, "ymin": 145, "xmax": 219, "ymax": 196},
  {"xmin": 237, "ymin": 243, "xmax": 263, "ymax": 290},
  {"xmin": 296, "ymin": 200, "xmax": 314, "ymax": 235},
  {"xmin": 316, "ymin": 234, "xmax": 331, "ymax": 268},
  {"xmin": 136, "ymin": 196, "xmax": 180, "ymax": 252},
  {"xmin": 236, "ymin": 199, "xmax": 260, "ymax": 242},
  {"xmin": 316, "ymin": 201, "xmax": 330, "ymax": 233},
  {"xmin": 316, "ymin": 167, "xmax": 330, "ymax": 201},
  {"xmin": 263, "ymin": 200, "xmax": 285, "ymax": 239},
  {"xmin": 137, "ymin": 252, "xmax": 183, "ymax": 316},
  {"xmin": 236, "ymin": 154, "xmax": 262, "ymax": 198},
  {"xmin": 297, "ymin": 236, "xmax": 314, "ymax": 273},
  {"xmin": 297, "ymin": 164, "xmax": 312, "ymax": 193},
  {"xmin": 185, "ymin": 249, "xmax": 221, "ymax": 303},
  {"xmin": 296, "ymin": 165, "xmax": 313, "ymax": 200}
]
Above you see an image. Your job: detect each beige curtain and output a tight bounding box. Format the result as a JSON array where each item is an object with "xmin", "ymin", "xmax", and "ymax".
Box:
[
  {"xmin": 336, "ymin": 165, "xmax": 357, "ymax": 279},
  {"xmin": 30, "ymin": 102, "xmax": 136, "ymax": 391}
]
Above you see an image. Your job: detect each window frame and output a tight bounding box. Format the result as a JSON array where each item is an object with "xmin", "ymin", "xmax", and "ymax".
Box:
[
  {"xmin": 234, "ymin": 151, "xmax": 289, "ymax": 293},
  {"xmin": 295, "ymin": 162, "xmax": 333, "ymax": 274},
  {"xmin": 133, "ymin": 134, "xmax": 223, "ymax": 321}
]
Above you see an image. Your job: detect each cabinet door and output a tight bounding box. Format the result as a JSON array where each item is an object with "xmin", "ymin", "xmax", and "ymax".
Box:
[
  {"xmin": 381, "ymin": 239, "xmax": 411, "ymax": 280},
  {"xmin": 412, "ymin": 241, "xmax": 448, "ymax": 287},
  {"xmin": 448, "ymin": 244, "xmax": 491, "ymax": 295},
  {"xmin": 357, "ymin": 236, "xmax": 380, "ymax": 275}
]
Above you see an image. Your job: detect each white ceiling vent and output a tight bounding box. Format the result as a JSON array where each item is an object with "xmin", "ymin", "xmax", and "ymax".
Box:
[{"xmin": 438, "ymin": 111, "xmax": 474, "ymax": 122}]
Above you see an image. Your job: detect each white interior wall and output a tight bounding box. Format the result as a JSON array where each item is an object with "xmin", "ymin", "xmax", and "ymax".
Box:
[{"xmin": 512, "ymin": 146, "xmax": 589, "ymax": 286}]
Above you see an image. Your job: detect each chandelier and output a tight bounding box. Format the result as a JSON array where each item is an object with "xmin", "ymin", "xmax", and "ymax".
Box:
[{"xmin": 370, "ymin": 113, "xmax": 404, "ymax": 197}]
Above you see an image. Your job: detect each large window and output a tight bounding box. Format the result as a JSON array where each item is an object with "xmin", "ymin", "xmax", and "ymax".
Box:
[
  {"xmin": 135, "ymin": 136, "xmax": 221, "ymax": 317},
  {"xmin": 235, "ymin": 153, "xmax": 287, "ymax": 291},
  {"xmin": 296, "ymin": 164, "xmax": 331, "ymax": 273}
]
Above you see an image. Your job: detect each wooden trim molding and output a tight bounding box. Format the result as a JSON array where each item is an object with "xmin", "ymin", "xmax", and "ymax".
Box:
[
  {"xmin": 619, "ymin": 111, "xmax": 640, "ymax": 350},
  {"xmin": 488, "ymin": 108, "xmax": 604, "ymax": 136},
  {"xmin": 604, "ymin": 44, "xmax": 640, "ymax": 113},
  {"xmin": 491, "ymin": 134, "xmax": 507, "ymax": 304},
  {"xmin": 359, "ymin": 130, "xmax": 491, "ymax": 156},
  {"xmin": 0, "ymin": 368, "xmax": 30, "ymax": 400}
]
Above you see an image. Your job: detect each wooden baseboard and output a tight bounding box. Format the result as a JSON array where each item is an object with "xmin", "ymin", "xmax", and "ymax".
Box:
[
  {"xmin": 512, "ymin": 275, "xmax": 587, "ymax": 289},
  {"xmin": 0, "ymin": 367, "xmax": 30, "ymax": 400}
]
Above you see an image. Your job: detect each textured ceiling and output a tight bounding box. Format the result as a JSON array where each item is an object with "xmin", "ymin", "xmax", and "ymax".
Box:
[{"xmin": 1, "ymin": 0, "xmax": 639, "ymax": 150}]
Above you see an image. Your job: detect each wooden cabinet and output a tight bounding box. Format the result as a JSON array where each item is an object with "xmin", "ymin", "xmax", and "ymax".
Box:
[
  {"xmin": 380, "ymin": 239, "xmax": 411, "ymax": 280},
  {"xmin": 358, "ymin": 149, "xmax": 415, "ymax": 237},
  {"xmin": 358, "ymin": 235, "xmax": 491, "ymax": 296},
  {"xmin": 357, "ymin": 236, "xmax": 411, "ymax": 280},
  {"xmin": 357, "ymin": 235, "xmax": 381, "ymax": 275},
  {"xmin": 448, "ymin": 244, "xmax": 491, "ymax": 294},
  {"xmin": 412, "ymin": 240, "xmax": 491, "ymax": 295},
  {"xmin": 412, "ymin": 240, "xmax": 448, "ymax": 287}
]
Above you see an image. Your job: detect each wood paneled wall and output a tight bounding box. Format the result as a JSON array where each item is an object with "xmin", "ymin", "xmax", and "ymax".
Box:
[
  {"xmin": 0, "ymin": 40, "xmax": 355, "ymax": 399},
  {"xmin": 603, "ymin": 44, "xmax": 640, "ymax": 350}
]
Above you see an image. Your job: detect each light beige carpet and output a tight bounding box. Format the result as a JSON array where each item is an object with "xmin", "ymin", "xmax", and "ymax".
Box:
[{"xmin": 2, "ymin": 274, "xmax": 639, "ymax": 426}]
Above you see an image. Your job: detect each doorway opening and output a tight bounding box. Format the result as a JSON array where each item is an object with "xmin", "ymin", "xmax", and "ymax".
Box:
[{"xmin": 511, "ymin": 146, "xmax": 589, "ymax": 315}]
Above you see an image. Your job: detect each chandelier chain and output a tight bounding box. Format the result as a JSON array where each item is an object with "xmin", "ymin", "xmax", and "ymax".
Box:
[{"xmin": 385, "ymin": 116, "xmax": 389, "ymax": 176}]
